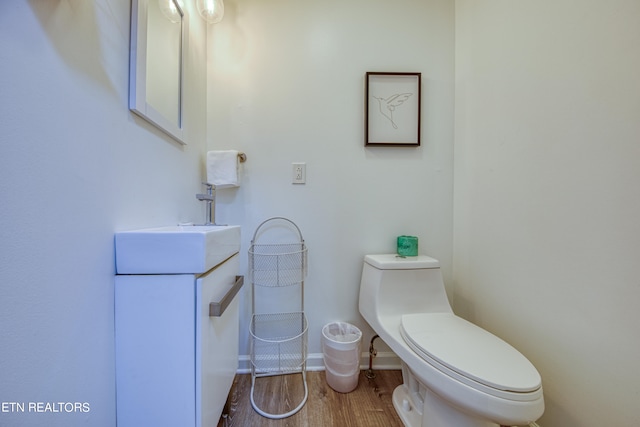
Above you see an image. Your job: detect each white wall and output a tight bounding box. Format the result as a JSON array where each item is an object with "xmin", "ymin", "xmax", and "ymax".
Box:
[
  {"xmin": 0, "ymin": 1, "xmax": 207, "ymax": 426},
  {"xmin": 206, "ymin": 0, "xmax": 455, "ymax": 365},
  {"xmin": 454, "ymin": 1, "xmax": 640, "ymax": 426}
]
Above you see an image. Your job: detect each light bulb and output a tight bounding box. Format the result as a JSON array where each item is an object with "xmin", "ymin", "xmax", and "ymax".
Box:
[
  {"xmin": 197, "ymin": 0, "xmax": 224, "ymax": 24},
  {"xmin": 158, "ymin": 0, "xmax": 183, "ymax": 23}
]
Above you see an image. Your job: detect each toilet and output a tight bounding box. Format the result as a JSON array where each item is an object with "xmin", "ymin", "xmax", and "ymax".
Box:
[{"xmin": 359, "ymin": 254, "xmax": 544, "ymax": 427}]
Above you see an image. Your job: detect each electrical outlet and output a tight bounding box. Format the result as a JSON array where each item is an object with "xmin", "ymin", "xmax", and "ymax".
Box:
[{"xmin": 292, "ymin": 162, "xmax": 306, "ymax": 184}]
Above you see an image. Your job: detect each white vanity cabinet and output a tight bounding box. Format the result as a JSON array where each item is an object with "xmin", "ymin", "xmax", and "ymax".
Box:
[{"xmin": 115, "ymin": 253, "xmax": 241, "ymax": 427}]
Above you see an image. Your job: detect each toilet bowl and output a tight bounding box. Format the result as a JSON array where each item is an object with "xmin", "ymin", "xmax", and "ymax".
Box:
[{"xmin": 358, "ymin": 254, "xmax": 544, "ymax": 427}]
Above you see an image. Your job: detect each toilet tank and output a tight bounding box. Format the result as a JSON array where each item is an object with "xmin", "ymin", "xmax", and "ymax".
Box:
[{"xmin": 359, "ymin": 254, "xmax": 452, "ymax": 323}]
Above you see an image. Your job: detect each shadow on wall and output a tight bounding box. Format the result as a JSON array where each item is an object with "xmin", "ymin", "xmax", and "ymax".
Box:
[{"xmin": 27, "ymin": 0, "xmax": 127, "ymax": 95}]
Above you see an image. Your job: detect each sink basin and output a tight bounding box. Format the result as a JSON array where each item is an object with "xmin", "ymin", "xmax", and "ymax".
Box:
[{"xmin": 115, "ymin": 225, "xmax": 241, "ymax": 274}]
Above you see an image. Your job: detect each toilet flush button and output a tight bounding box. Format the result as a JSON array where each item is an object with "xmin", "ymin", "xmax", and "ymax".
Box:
[{"xmin": 402, "ymin": 399, "xmax": 411, "ymax": 412}]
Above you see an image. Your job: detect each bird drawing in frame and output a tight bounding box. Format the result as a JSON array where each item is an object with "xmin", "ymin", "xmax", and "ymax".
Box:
[{"xmin": 373, "ymin": 92, "xmax": 413, "ymax": 129}]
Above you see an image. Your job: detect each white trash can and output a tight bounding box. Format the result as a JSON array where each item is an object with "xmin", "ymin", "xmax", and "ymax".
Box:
[{"xmin": 322, "ymin": 322, "xmax": 362, "ymax": 393}]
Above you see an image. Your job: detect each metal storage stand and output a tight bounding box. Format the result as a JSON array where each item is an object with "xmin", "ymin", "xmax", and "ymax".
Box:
[{"xmin": 248, "ymin": 217, "xmax": 308, "ymax": 419}]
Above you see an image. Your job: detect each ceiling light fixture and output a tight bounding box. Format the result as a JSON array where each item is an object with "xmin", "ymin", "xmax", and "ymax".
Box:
[
  {"xmin": 158, "ymin": 0, "xmax": 183, "ymax": 23},
  {"xmin": 196, "ymin": 0, "xmax": 224, "ymax": 24}
]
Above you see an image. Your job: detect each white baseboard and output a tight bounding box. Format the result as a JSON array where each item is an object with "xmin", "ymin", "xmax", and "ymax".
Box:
[{"xmin": 237, "ymin": 351, "xmax": 401, "ymax": 374}]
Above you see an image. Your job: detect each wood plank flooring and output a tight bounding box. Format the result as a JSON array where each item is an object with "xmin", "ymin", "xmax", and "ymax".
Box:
[{"xmin": 218, "ymin": 370, "xmax": 404, "ymax": 427}]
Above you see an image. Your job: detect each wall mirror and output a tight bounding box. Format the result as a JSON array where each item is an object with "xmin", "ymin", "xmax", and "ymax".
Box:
[{"xmin": 129, "ymin": 0, "xmax": 188, "ymax": 144}]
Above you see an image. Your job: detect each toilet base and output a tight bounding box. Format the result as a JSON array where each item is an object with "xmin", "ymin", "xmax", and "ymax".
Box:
[
  {"xmin": 392, "ymin": 363, "xmax": 499, "ymax": 427},
  {"xmin": 392, "ymin": 385, "xmax": 422, "ymax": 427}
]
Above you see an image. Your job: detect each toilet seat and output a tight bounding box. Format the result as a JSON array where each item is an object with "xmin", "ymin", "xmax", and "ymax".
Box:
[{"xmin": 401, "ymin": 313, "xmax": 541, "ymax": 399}]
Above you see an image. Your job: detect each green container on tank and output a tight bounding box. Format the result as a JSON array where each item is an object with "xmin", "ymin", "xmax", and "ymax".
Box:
[{"xmin": 397, "ymin": 235, "xmax": 418, "ymax": 257}]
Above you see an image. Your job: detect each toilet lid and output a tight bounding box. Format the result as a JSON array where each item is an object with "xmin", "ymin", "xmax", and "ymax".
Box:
[{"xmin": 401, "ymin": 313, "xmax": 541, "ymax": 393}]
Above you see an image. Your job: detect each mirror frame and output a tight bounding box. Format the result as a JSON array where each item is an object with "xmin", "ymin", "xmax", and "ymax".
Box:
[{"xmin": 129, "ymin": 0, "xmax": 188, "ymax": 144}]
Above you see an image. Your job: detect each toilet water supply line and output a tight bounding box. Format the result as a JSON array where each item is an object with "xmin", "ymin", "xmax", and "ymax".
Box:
[{"xmin": 365, "ymin": 335, "xmax": 380, "ymax": 379}]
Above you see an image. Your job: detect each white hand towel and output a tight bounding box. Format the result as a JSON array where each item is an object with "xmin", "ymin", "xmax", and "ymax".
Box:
[{"xmin": 206, "ymin": 150, "xmax": 240, "ymax": 188}]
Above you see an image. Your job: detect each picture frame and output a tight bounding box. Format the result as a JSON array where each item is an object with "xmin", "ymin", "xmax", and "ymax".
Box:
[{"xmin": 365, "ymin": 72, "xmax": 421, "ymax": 146}]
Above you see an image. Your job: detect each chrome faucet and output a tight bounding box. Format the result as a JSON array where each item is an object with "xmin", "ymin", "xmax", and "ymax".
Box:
[{"xmin": 196, "ymin": 183, "xmax": 217, "ymax": 225}]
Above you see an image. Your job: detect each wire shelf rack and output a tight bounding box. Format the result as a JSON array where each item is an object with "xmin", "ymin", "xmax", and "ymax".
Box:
[
  {"xmin": 250, "ymin": 311, "xmax": 308, "ymax": 374},
  {"xmin": 249, "ymin": 243, "xmax": 307, "ymax": 287},
  {"xmin": 248, "ymin": 217, "xmax": 308, "ymax": 419}
]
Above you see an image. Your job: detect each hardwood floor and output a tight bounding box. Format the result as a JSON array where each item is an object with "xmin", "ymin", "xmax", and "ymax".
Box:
[{"xmin": 218, "ymin": 370, "xmax": 405, "ymax": 427}]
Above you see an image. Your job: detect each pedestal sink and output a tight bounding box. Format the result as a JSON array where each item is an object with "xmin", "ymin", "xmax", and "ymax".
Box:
[{"xmin": 115, "ymin": 225, "xmax": 241, "ymax": 274}]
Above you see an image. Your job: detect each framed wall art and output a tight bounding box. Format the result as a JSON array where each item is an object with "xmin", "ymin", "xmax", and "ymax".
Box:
[{"xmin": 365, "ymin": 72, "xmax": 421, "ymax": 146}]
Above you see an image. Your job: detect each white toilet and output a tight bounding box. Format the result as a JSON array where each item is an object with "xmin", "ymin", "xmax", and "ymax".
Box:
[{"xmin": 359, "ymin": 254, "xmax": 544, "ymax": 427}]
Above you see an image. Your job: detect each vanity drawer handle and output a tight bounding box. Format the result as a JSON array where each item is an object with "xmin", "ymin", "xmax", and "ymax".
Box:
[{"xmin": 209, "ymin": 276, "xmax": 244, "ymax": 317}]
